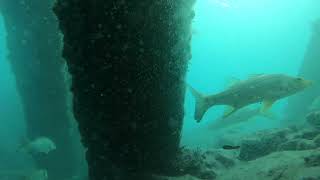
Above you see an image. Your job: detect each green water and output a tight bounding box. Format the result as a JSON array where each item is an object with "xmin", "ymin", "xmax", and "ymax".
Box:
[{"xmin": 182, "ymin": 0, "xmax": 320, "ymax": 148}]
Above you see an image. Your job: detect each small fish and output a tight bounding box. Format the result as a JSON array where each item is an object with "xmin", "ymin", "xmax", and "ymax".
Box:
[
  {"xmin": 18, "ymin": 136, "xmax": 56, "ymax": 154},
  {"xmin": 188, "ymin": 74, "xmax": 312, "ymax": 122},
  {"xmin": 222, "ymin": 145, "xmax": 240, "ymax": 150}
]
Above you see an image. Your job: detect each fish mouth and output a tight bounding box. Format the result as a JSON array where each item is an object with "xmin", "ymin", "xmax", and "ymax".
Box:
[{"xmin": 303, "ymin": 79, "xmax": 314, "ymax": 87}]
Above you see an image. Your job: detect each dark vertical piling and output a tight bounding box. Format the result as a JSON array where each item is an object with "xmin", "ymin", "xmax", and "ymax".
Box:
[
  {"xmin": 0, "ymin": 1, "xmax": 78, "ymax": 179},
  {"xmin": 54, "ymin": 0, "xmax": 195, "ymax": 179},
  {"xmin": 284, "ymin": 19, "xmax": 320, "ymax": 123}
]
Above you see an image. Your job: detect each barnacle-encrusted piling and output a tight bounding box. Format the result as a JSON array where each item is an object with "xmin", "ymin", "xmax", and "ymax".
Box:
[{"xmin": 54, "ymin": 0, "xmax": 195, "ymax": 179}]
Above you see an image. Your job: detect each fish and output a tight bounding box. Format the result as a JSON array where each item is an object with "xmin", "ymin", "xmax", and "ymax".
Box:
[
  {"xmin": 18, "ymin": 136, "xmax": 56, "ymax": 154},
  {"xmin": 222, "ymin": 145, "xmax": 240, "ymax": 150},
  {"xmin": 207, "ymin": 106, "xmax": 276, "ymax": 130},
  {"xmin": 188, "ymin": 74, "xmax": 313, "ymax": 122}
]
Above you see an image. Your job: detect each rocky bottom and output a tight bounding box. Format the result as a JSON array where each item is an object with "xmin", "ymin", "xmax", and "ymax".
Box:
[{"xmin": 155, "ymin": 111, "xmax": 320, "ymax": 180}]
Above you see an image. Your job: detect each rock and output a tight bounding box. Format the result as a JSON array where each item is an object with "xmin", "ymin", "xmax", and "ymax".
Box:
[
  {"xmin": 204, "ymin": 161, "xmax": 218, "ymax": 169},
  {"xmin": 202, "ymin": 149, "xmax": 239, "ymax": 171},
  {"xmin": 288, "ymin": 125, "xmax": 300, "ymax": 132},
  {"xmin": 153, "ymin": 174, "xmax": 201, "ymax": 180},
  {"xmin": 304, "ymin": 152, "xmax": 320, "ymax": 167},
  {"xmin": 277, "ymin": 128, "xmax": 295, "ymax": 137},
  {"xmin": 197, "ymin": 169, "xmax": 217, "ymax": 179},
  {"xmin": 300, "ymin": 177, "xmax": 320, "ymax": 180},
  {"xmin": 297, "ymin": 139, "xmax": 317, "ymax": 150},
  {"xmin": 306, "ymin": 111, "xmax": 320, "ymax": 129},
  {"xmin": 313, "ymin": 134, "xmax": 320, "ymax": 146},
  {"xmin": 239, "ymin": 129, "xmax": 288, "ymax": 161},
  {"xmin": 218, "ymin": 150, "xmax": 320, "ymax": 180},
  {"xmin": 293, "ymin": 133, "xmax": 303, "ymax": 139},
  {"xmin": 239, "ymin": 138, "xmax": 263, "ymax": 161},
  {"xmin": 172, "ymin": 148, "xmax": 217, "ymax": 179},
  {"xmin": 289, "ymin": 128, "xmax": 320, "ymax": 141},
  {"xmin": 278, "ymin": 139, "xmax": 300, "ymax": 151},
  {"xmin": 301, "ymin": 129, "xmax": 320, "ymax": 140},
  {"xmin": 214, "ymin": 153, "xmax": 235, "ymax": 168},
  {"xmin": 279, "ymin": 139, "xmax": 316, "ymax": 151}
]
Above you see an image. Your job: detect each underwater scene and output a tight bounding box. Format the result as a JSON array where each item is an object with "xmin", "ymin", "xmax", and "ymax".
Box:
[{"xmin": 0, "ymin": 0, "xmax": 320, "ymax": 180}]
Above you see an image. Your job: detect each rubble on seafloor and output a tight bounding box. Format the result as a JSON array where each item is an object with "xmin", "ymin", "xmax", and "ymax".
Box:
[{"xmin": 157, "ymin": 111, "xmax": 320, "ymax": 180}]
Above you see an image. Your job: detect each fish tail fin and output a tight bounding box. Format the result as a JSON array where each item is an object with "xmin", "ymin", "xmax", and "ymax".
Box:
[{"xmin": 187, "ymin": 84, "xmax": 212, "ymax": 122}]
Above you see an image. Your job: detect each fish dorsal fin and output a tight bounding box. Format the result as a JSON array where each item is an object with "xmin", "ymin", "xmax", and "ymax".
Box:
[
  {"xmin": 260, "ymin": 99, "xmax": 276, "ymax": 114},
  {"xmin": 222, "ymin": 106, "xmax": 238, "ymax": 119},
  {"xmin": 225, "ymin": 77, "xmax": 241, "ymax": 88}
]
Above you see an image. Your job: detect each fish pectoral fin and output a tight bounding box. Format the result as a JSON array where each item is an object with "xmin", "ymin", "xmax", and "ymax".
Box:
[
  {"xmin": 260, "ymin": 99, "xmax": 276, "ymax": 113},
  {"xmin": 222, "ymin": 106, "xmax": 237, "ymax": 119}
]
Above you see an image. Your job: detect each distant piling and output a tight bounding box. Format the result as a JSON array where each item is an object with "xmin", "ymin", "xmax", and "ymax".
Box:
[
  {"xmin": 0, "ymin": 1, "xmax": 79, "ymax": 179},
  {"xmin": 284, "ymin": 19, "xmax": 320, "ymax": 123}
]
